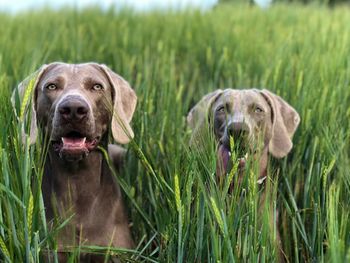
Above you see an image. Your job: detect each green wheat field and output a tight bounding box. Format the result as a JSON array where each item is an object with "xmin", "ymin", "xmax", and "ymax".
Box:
[{"xmin": 0, "ymin": 2, "xmax": 350, "ymax": 262}]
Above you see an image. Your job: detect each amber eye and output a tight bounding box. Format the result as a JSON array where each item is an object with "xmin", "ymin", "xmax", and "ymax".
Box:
[
  {"xmin": 217, "ymin": 106, "xmax": 225, "ymax": 113},
  {"xmin": 45, "ymin": 83, "xmax": 57, "ymax": 90},
  {"xmin": 92, "ymin": 84, "xmax": 104, "ymax": 91},
  {"xmin": 254, "ymin": 106, "xmax": 264, "ymax": 113}
]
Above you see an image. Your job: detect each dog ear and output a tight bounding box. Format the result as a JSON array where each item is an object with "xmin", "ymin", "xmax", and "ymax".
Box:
[
  {"xmin": 99, "ymin": 64, "xmax": 137, "ymax": 144},
  {"xmin": 260, "ymin": 89, "xmax": 300, "ymax": 158},
  {"xmin": 187, "ymin": 89, "xmax": 223, "ymax": 143},
  {"xmin": 11, "ymin": 65, "xmax": 49, "ymax": 145},
  {"xmin": 187, "ymin": 89, "xmax": 223, "ymax": 128}
]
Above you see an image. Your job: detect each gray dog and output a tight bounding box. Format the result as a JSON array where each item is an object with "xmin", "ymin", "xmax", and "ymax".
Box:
[
  {"xmin": 13, "ymin": 62, "xmax": 136, "ymax": 261},
  {"xmin": 187, "ymin": 88, "xmax": 300, "ymax": 260},
  {"xmin": 188, "ymin": 88, "xmax": 300, "ymax": 182}
]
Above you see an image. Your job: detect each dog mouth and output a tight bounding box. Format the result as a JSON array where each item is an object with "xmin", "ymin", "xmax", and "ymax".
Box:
[
  {"xmin": 216, "ymin": 140, "xmax": 248, "ymax": 177},
  {"xmin": 52, "ymin": 131, "xmax": 99, "ymax": 161}
]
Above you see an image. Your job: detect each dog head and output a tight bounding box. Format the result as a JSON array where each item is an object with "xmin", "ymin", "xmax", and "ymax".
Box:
[
  {"xmin": 12, "ymin": 62, "xmax": 137, "ymax": 162},
  {"xmin": 187, "ymin": 88, "xmax": 300, "ymax": 178}
]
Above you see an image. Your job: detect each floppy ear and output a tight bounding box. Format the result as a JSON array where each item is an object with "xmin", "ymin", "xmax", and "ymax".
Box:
[
  {"xmin": 187, "ymin": 89, "xmax": 223, "ymax": 128},
  {"xmin": 187, "ymin": 89, "xmax": 223, "ymax": 143},
  {"xmin": 98, "ymin": 64, "xmax": 137, "ymax": 144},
  {"xmin": 260, "ymin": 89, "xmax": 300, "ymax": 158},
  {"xmin": 11, "ymin": 65, "xmax": 49, "ymax": 145}
]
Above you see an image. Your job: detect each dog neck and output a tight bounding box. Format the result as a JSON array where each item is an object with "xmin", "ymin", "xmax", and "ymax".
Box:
[
  {"xmin": 258, "ymin": 146, "xmax": 269, "ymax": 179},
  {"xmin": 47, "ymin": 148, "xmax": 105, "ymax": 180},
  {"xmin": 42, "ymin": 136, "xmax": 117, "ymax": 220}
]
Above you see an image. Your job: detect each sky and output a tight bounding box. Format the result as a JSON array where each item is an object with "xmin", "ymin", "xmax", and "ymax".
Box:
[
  {"xmin": 0, "ymin": 0, "xmax": 219, "ymax": 12},
  {"xmin": 0, "ymin": 0, "xmax": 271, "ymax": 13}
]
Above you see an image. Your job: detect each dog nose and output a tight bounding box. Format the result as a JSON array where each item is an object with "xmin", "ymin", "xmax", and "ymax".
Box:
[
  {"xmin": 227, "ymin": 113, "xmax": 250, "ymax": 138},
  {"xmin": 227, "ymin": 121, "xmax": 250, "ymax": 138},
  {"xmin": 58, "ymin": 97, "xmax": 89, "ymax": 122}
]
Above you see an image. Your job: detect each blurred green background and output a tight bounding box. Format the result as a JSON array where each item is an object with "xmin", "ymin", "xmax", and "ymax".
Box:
[{"xmin": 0, "ymin": 1, "xmax": 349, "ymax": 262}]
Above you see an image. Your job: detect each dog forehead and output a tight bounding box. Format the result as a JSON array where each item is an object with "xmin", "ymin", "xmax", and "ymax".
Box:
[
  {"xmin": 55, "ymin": 63, "xmax": 106, "ymax": 79},
  {"xmin": 40, "ymin": 63, "xmax": 109, "ymax": 87},
  {"xmin": 74, "ymin": 63, "xmax": 105, "ymax": 77},
  {"xmin": 222, "ymin": 89, "xmax": 267, "ymax": 107}
]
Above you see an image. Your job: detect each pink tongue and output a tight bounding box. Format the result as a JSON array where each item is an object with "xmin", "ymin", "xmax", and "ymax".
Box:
[
  {"xmin": 62, "ymin": 137, "xmax": 86, "ymax": 149},
  {"xmin": 217, "ymin": 144, "xmax": 230, "ymax": 176}
]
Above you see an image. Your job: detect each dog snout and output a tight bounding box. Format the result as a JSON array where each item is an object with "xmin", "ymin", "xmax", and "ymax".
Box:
[
  {"xmin": 58, "ymin": 96, "xmax": 89, "ymax": 122},
  {"xmin": 227, "ymin": 113, "xmax": 250, "ymax": 138}
]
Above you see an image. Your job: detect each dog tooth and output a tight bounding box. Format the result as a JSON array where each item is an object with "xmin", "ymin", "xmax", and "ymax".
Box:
[{"xmin": 257, "ymin": 176, "xmax": 267, "ymax": 185}]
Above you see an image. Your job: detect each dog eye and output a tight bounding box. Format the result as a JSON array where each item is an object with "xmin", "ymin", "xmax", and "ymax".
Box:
[
  {"xmin": 92, "ymin": 84, "xmax": 104, "ymax": 91},
  {"xmin": 46, "ymin": 84, "xmax": 57, "ymax": 90},
  {"xmin": 254, "ymin": 106, "xmax": 264, "ymax": 113},
  {"xmin": 217, "ymin": 106, "xmax": 225, "ymax": 113}
]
